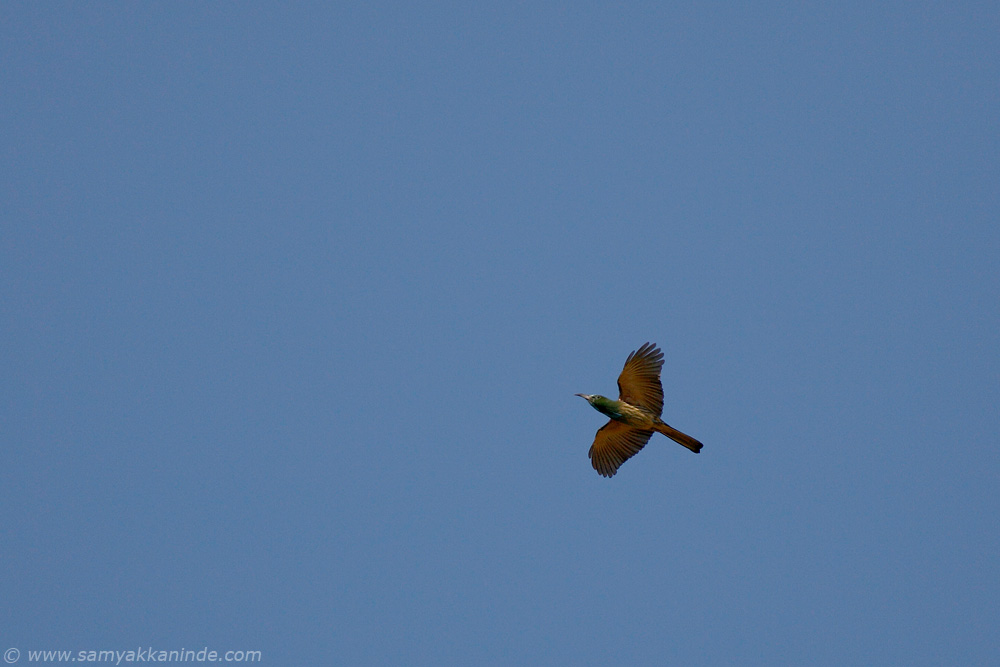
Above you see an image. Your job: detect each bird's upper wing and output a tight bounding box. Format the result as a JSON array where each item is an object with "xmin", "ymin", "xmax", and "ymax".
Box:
[
  {"xmin": 617, "ymin": 342, "xmax": 665, "ymax": 416},
  {"xmin": 588, "ymin": 420, "xmax": 654, "ymax": 477}
]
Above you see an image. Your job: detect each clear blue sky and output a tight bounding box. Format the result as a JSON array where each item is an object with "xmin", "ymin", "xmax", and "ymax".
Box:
[{"xmin": 3, "ymin": 3, "xmax": 998, "ymax": 665}]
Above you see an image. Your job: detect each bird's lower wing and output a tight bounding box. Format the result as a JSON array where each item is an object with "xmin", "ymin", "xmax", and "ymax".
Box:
[{"xmin": 588, "ymin": 420, "xmax": 654, "ymax": 478}]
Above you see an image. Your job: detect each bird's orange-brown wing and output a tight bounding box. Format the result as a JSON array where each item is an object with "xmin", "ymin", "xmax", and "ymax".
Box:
[
  {"xmin": 588, "ymin": 420, "xmax": 654, "ymax": 477},
  {"xmin": 617, "ymin": 342, "xmax": 665, "ymax": 416}
]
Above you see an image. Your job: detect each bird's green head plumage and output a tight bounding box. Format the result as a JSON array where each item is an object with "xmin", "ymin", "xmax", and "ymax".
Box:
[
  {"xmin": 575, "ymin": 393, "xmax": 612, "ymax": 409},
  {"xmin": 576, "ymin": 393, "xmax": 625, "ymax": 420}
]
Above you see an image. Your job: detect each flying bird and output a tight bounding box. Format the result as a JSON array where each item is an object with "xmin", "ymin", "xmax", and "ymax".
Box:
[{"xmin": 577, "ymin": 342, "xmax": 703, "ymax": 477}]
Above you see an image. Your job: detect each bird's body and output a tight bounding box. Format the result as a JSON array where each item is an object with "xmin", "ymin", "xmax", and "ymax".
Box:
[
  {"xmin": 583, "ymin": 395, "xmax": 659, "ymax": 428},
  {"xmin": 577, "ymin": 342, "xmax": 703, "ymax": 477}
]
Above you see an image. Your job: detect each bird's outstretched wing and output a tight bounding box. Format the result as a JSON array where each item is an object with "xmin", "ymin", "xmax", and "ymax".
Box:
[
  {"xmin": 588, "ymin": 420, "xmax": 654, "ymax": 477},
  {"xmin": 617, "ymin": 342, "xmax": 665, "ymax": 416}
]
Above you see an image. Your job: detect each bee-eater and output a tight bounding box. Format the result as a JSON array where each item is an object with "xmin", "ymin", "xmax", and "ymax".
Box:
[{"xmin": 577, "ymin": 342, "xmax": 703, "ymax": 477}]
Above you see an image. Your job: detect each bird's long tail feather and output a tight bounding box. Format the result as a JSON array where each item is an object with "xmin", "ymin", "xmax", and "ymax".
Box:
[{"xmin": 654, "ymin": 421, "xmax": 703, "ymax": 453}]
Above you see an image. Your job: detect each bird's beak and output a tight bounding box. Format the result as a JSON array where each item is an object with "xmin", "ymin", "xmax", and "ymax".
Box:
[{"xmin": 575, "ymin": 393, "xmax": 591, "ymax": 400}]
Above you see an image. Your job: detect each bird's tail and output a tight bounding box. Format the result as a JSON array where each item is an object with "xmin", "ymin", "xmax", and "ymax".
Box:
[{"xmin": 654, "ymin": 421, "xmax": 703, "ymax": 453}]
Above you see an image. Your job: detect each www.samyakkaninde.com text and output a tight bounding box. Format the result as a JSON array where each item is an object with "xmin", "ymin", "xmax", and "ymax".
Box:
[{"xmin": 10, "ymin": 647, "xmax": 261, "ymax": 663}]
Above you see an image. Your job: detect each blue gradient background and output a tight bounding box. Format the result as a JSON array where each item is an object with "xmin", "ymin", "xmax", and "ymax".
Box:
[{"xmin": 3, "ymin": 3, "xmax": 998, "ymax": 664}]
